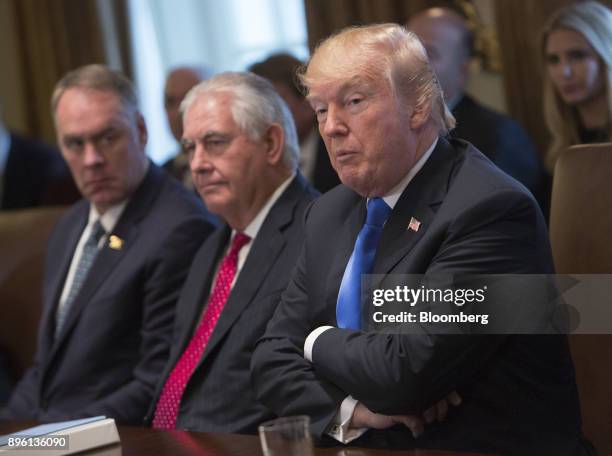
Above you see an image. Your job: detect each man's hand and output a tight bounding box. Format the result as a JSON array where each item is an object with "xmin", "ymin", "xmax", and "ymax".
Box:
[
  {"xmin": 423, "ymin": 390, "xmax": 462, "ymax": 424},
  {"xmin": 349, "ymin": 391, "xmax": 462, "ymax": 438}
]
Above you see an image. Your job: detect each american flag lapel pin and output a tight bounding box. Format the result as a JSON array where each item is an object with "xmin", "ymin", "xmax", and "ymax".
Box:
[{"xmin": 407, "ymin": 217, "xmax": 421, "ymax": 233}]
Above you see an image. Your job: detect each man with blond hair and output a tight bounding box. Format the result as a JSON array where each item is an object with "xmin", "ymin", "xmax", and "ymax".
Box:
[{"xmin": 252, "ymin": 24, "xmax": 587, "ymax": 454}]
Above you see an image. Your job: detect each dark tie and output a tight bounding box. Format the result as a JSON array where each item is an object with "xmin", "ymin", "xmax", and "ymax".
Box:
[
  {"xmin": 337, "ymin": 198, "xmax": 392, "ymax": 330},
  {"xmin": 55, "ymin": 220, "xmax": 105, "ymax": 338},
  {"xmin": 152, "ymin": 232, "xmax": 251, "ymax": 429}
]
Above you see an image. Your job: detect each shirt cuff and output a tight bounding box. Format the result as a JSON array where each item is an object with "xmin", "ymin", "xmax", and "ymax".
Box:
[
  {"xmin": 303, "ymin": 326, "xmax": 334, "ymax": 362},
  {"xmin": 326, "ymin": 396, "xmax": 368, "ymax": 444}
]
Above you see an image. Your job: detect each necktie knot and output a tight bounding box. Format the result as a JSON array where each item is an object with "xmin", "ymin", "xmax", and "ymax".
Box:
[
  {"xmin": 366, "ymin": 198, "xmax": 392, "ymax": 229},
  {"xmin": 229, "ymin": 232, "xmax": 251, "ymax": 256},
  {"xmin": 88, "ymin": 220, "xmax": 106, "ymax": 247}
]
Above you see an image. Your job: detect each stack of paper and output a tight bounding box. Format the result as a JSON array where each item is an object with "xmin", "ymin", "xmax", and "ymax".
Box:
[{"xmin": 0, "ymin": 416, "xmax": 120, "ymax": 455}]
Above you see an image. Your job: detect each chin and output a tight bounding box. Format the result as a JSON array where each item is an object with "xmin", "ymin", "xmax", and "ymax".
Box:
[{"xmin": 338, "ymin": 174, "xmax": 371, "ymax": 197}]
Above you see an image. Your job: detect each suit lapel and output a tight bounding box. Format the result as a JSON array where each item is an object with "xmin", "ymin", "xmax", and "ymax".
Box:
[
  {"xmin": 39, "ymin": 202, "xmax": 88, "ymax": 350},
  {"xmin": 170, "ymin": 227, "xmax": 229, "ymax": 364},
  {"xmin": 373, "ymin": 137, "xmax": 458, "ymax": 276},
  {"xmin": 196, "ymin": 175, "xmax": 306, "ymax": 367},
  {"xmin": 47, "ymin": 164, "xmax": 164, "ymax": 359}
]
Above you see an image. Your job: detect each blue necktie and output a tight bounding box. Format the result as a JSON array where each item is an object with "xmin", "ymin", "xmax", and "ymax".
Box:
[
  {"xmin": 55, "ymin": 220, "xmax": 105, "ymax": 338},
  {"xmin": 337, "ymin": 198, "xmax": 392, "ymax": 329}
]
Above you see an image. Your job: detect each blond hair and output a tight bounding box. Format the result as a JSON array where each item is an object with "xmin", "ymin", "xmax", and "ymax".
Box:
[
  {"xmin": 541, "ymin": 1, "xmax": 612, "ymax": 173},
  {"xmin": 301, "ymin": 23, "xmax": 455, "ymax": 134}
]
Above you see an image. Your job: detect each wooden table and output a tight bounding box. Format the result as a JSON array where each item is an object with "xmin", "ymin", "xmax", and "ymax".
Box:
[{"xmin": 0, "ymin": 422, "xmax": 493, "ymax": 455}]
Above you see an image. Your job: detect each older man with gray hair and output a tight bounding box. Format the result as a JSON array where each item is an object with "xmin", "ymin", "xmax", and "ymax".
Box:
[
  {"xmin": 252, "ymin": 24, "xmax": 587, "ymax": 454},
  {"xmin": 147, "ymin": 71, "xmax": 318, "ymax": 433}
]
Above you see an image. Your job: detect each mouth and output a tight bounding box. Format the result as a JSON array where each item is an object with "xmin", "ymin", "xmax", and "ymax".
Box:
[
  {"xmin": 559, "ymin": 84, "xmax": 580, "ymax": 96},
  {"xmin": 335, "ymin": 149, "xmax": 359, "ymax": 163},
  {"xmin": 197, "ymin": 181, "xmax": 226, "ymax": 194},
  {"xmin": 84, "ymin": 177, "xmax": 113, "ymax": 190}
]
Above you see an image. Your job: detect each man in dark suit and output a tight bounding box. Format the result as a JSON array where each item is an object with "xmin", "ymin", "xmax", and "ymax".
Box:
[
  {"xmin": 250, "ymin": 53, "xmax": 339, "ymax": 193},
  {"xmin": 251, "ymin": 24, "xmax": 588, "ymax": 454},
  {"xmin": 408, "ymin": 8, "xmax": 547, "ymax": 213},
  {"xmin": 0, "ymin": 120, "xmax": 79, "ymax": 210},
  {"xmin": 0, "ymin": 65, "xmax": 215, "ymax": 424},
  {"xmin": 147, "ymin": 72, "xmax": 318, "ymax": 433}
]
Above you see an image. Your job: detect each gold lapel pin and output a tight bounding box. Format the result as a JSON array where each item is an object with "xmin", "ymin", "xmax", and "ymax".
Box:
[{"xmin": 109, "ymin": 235, "xmax": 124, "ymax": 250}]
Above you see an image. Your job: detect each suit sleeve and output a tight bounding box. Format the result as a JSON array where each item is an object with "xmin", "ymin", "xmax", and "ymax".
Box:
[
  {"xmin": 42, "ymin": 215, "xmax": 214, "ymax": 424},
  {"xmin": 251, "ymin": 239, "xmax": 348, "ymax": 440},
  {"xmin": 257, "ymin": 190, "xmax": 549, "ymax": 420},
  {"xmin": 0, "ymin": 357, "xmax": 41, "ymax": 420}
]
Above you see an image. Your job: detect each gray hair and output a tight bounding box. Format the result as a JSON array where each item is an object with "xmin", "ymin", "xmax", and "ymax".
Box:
[
  {"xmin": 51, "ymin": 64, "xmax": 139, "ymax": 118},
  {"xmin": 181, "ymin": 71, "xmax": 300, "ymax": 171}
]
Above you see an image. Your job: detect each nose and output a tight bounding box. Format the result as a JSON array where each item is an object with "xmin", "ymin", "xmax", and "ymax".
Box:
[
  {"xmin": 189, "ymin": 143, "xmax": 214, "ymax": 174},
  {"xmin": 560, "ymin": 59, "xmax": 573, "ymax": 78},
  {"xmin": 322, "ymin": 105, "xmax": 349, "ymax": 138},
  {"xmin": 83, "ymin": 143, "xmax": 104, "ymax": 167}
]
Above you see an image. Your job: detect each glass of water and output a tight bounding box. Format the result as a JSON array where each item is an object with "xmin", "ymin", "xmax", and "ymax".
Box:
[{"xmin": 258, "ymin": 415, "xmax": 314, "ymax": 456}]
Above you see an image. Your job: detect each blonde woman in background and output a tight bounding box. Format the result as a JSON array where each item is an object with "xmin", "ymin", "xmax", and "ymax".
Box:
[{"xmin": 542, "ymin": 0, "xmax": 612, "ymax": 173}]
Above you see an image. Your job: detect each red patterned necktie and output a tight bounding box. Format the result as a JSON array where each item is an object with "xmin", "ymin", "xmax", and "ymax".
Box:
[{"xmin": 152, "ymin": 232, "xmax": 251, "ymax": 429}]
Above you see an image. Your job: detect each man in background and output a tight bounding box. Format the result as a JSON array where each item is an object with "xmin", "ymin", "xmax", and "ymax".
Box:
[
  {"xmin": 1, "ymin": 64, "xmax": 215, "ymax": 423},
  {"xmin": 250, "ymin": 53, "xmax": 339, "ymax": 193},
  {"xmin": 162, "ymin": 66, "xmax": 211, "ymax": 189},
  {"xmin": 148, "ymin": 72, "xmax": 318, "ymax": 433},
  {"xmin": 0, "ymin": 114, "xmax": 78, "ymax": 210},
  {"xmin": 408, "ymin": 7, "xmax": 547, "ymax": 212}
]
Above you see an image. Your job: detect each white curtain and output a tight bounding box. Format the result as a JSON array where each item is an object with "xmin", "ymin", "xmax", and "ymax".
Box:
[{"xmin": 128, "ymin": 0, "xmax": 309, "ymax": 164}]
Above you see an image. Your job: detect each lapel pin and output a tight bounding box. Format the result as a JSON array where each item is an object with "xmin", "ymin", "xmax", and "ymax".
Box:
[
  {"xmin": 407, "ymin": 217, "xmax": 421, "ymax": 233},
  {"xmin": 109, "ymin": 235, "xmax": 124, "ymax": 250}
]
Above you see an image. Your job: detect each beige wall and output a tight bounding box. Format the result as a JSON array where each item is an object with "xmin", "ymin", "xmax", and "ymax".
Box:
[{"xmin": 0, "ymin": 0, "xmax": 28, "ymax": 133}]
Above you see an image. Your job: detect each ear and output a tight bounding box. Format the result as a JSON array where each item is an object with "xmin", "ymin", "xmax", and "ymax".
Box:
[
  {"xmin": 263, "ymin": 123, "xmax": 285, "ymax": 165},
  {"xmin": 136, "ymin": 112, "xmax": 148, "ymax": 148},
  {"xmin": 409, "ymin": 99, "xmax": 432, "ymax": 130}
]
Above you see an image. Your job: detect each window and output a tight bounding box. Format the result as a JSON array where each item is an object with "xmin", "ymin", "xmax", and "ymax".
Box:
[{"xmin": 128, "ymin": 0, "xmax": 309, "ymax": 164}]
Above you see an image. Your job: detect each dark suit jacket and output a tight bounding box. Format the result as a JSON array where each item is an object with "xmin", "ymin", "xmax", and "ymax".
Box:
[
  {"xmin": 252, "ymin": 138, "xmax": 586, "ymax": 455},
  {"xmin": 146, "ymin": 174, "xmax": 318, "ymax": 433},
  {"xmin": 1, "ymin": 133, "xmax": 79, "ymax": 210},
  {"xmin": 1, "ymin": 163, "xmax": 215, "ymax": 424},
  {"xmin": 450, "ymin": 95, "xmax": 548, "ymax": 215}
]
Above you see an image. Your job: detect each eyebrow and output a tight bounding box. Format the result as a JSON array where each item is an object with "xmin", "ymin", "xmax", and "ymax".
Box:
[
  {"xmin": 306, "ymin": 77, "xmax": 371, "ymax": 103},
  {"xmin": 63, "ymin": 126, "xmax": 117, "ymax": 142}
]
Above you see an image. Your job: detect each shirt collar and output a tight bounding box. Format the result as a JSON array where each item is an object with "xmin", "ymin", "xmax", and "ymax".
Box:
[
  {"xmin": 88, "ymin": 200, "xmax": 129, "ymax": 234},
  {"xmin": 234, "ymin": 173, "xmax": 296, "ymax": 241},
  {"xmin": 381, "ymin": 136, "xmax": 438, "ymax": 210}
]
